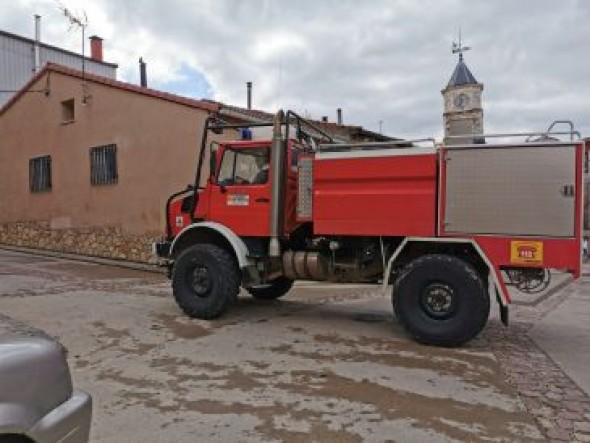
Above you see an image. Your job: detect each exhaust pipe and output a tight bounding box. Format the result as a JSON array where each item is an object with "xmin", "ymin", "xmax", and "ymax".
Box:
[{"xmin": 268, "ymin": 109, "xmax": 285, "ymax": 257}]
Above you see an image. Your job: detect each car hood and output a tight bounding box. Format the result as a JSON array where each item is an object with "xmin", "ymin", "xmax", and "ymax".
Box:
[{"xmin": 0, "ymin": 335, "xmax": 73, "ymax": 432}]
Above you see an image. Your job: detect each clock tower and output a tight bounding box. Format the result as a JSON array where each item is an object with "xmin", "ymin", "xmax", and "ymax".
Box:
[{"xmin": 442, "ymin": 38, "xmax": 484, "ymax": 144}]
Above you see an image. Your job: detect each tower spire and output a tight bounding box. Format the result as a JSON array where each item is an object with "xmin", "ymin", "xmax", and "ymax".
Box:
[{"xmin": 452, "ymin": 28, "xmax": 471, "ymax": 61}]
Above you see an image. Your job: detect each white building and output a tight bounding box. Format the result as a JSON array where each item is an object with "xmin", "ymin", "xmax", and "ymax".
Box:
[{"xmin": 0, "ymin": 20, "xmax": 117, "ymax": 107}]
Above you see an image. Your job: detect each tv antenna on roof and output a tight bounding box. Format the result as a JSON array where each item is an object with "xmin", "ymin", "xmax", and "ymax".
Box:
[
  {"xmin": 452, "ymin": 28, "xmax": 471, "ymax": 61},
  {"xmin": 57, "ymin": 2, "xmax": 91, "ymax": 102},
  {"xmin": 57, "ymin": 2, "xmax": 88, "ymax": 77}
]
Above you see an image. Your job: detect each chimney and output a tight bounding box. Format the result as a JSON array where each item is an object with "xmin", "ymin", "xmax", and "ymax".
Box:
[
  {"xmin": 337, "ymin": 108, "xmax": 342, "ymax": 125},
  {"xmin": 321, "ymin": 116, "xmax": 328, "ymax": 123},
  {"xmin": 89, "ymin": 36, "xmax": 103, "ymax": 62},
  {"xmin": 139, "ymin": 58, "xmax": 147, "ymax": 87},
  {"xmin": 34, "ymin": 15, "xmax": 41, "ymax": 72},
  {"xmin": 247, "ymin": 81, "xmax": 252, "ymax": 110}
]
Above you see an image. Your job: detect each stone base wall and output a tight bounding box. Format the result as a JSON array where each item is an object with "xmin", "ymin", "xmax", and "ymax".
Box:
[{"xmin": 0, "ymin": 221, "xmax": 160, "ymax": 264}]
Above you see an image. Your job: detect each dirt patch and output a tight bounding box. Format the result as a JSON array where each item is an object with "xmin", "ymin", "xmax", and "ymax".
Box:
[
  {"xmin": 269, "ymin": 336, "xmax": 511, "ymax": 395},
  {"xmin": 275, "ymin": 369, "xmax": 542, "ymax": 442},
  {"xmin": 154, "ymin": 313, "xmax": 211, "ymax": 339}
]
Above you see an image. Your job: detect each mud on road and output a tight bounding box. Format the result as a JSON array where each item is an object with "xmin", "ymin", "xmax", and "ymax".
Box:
[{"xmin": 0, "ymin": 249, "xmax": 544, "ymax": 442}]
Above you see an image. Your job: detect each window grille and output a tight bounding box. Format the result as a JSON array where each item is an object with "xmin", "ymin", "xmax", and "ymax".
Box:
[
  {"xmin": 90, "ymin": 144, "xmax": 118, "ymax": 185},
  {"xmin": 29, "ymin": 155, "xmax": 52, "ymax": 193}
]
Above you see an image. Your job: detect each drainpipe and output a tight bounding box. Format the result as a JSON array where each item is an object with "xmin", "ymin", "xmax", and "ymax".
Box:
[
  {"xmin": 268, "ymin": 109, "xmax": 285, "ymax": 257},
  {"xmin": 34, "ymin": 15, "xmax": 41, "ymax": 72}
]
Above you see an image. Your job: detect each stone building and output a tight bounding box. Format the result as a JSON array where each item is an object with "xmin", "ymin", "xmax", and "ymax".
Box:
[
  {"xmin": 442, "ymin": 51, "xmax": 484, "ymax": 144},
  {"xmin": 0, "ymin": 63, "xmax": 218, "ymax": 263}
]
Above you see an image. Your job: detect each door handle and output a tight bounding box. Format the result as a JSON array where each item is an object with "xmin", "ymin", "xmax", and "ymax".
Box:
[{"xmin": 255, "ymin": 197, "xmax": 270, "ymax": 203}]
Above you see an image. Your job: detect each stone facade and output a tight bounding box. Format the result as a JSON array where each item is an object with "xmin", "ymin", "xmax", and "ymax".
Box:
[
  {"xmin": 0, "ymin": 221, "xmax": 160, "ymax": 264},
  {"xmin": 442, "ymin": 83, "xmax": 484, "ymax": 137}
]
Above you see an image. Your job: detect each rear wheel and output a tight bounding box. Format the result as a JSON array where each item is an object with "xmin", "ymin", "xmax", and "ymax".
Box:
[
  {"xmin": 247, "ymin": 277, "xmax": 294, "ymax": 300},
  {"xmin": 172, "ymin": 244, "xmax": 240, "ymax": 319},
  {"xmin": 393, "ymin": 254, "xmax": 490, "ymax": 347}
]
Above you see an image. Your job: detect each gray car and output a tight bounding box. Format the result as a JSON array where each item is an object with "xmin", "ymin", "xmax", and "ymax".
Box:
[{"xmin": 0, "ymin": 332, "xmax": 92, "ymax": 442}]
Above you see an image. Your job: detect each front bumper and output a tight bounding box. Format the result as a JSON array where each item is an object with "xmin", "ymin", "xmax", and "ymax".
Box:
[
  {"xmin": 152, "ymin": 240, "xmax": 171, "ymax": 259},
  {"xmin": 28, "ymin": 390, "xmax": 92, "ymax": 443}
]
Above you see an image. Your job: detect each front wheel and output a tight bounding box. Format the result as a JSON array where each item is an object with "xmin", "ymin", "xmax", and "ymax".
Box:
[
  {"xmin": 172, "ymin": 244, "xmax": 241, "ymax": 319},
  {"xmin": 247, "ymin": 277, "xmax": 294, "ymax": 300},
  {"xmin": 393, "ymin": 254, "xmax": 490, "ymax": 347}
]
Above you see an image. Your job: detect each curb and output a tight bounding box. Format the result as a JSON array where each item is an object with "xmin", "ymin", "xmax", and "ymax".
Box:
[{"xmin": 0, "ymin": 244, "xmax": 165, "ymax": 274}]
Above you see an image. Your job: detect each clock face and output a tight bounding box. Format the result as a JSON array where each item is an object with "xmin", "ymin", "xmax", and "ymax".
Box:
[{"xmin": 454, "ymin": 93, "xmax": 470, "ymax": 109}]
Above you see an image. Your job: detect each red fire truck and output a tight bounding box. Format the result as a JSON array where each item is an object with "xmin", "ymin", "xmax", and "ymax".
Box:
[{"xmin": 154, "ymin": 111, "xmax": 583, "ymax": 346}]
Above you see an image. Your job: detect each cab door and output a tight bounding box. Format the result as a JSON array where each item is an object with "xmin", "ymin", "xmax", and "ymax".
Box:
[{"xmin": 208, "ymin": 145, "xmax": 271, "ymax": 236}]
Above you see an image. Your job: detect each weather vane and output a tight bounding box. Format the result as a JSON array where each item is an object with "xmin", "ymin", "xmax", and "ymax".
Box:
[{"xmin": 452, "ymin": 28, "xmax": 471, "ymax": 61}]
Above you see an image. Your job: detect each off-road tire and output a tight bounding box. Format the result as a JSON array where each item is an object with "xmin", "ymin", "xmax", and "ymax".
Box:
[
  {"xmin": 247, "ymin": 277, "xmax": 294, "ymax": 300},
  {"xmin": 393, "ymin": 254, "xmax": 490, "ymax": 347},
  {"xmin": 172, "ymin": 244, "xmax": 240, "ymax": 319}
]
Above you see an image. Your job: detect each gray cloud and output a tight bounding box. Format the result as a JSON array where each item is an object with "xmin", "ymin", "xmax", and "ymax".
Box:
[{"xmin": 3, "ymin": 0, "xmax": 589, "ymax": 139}]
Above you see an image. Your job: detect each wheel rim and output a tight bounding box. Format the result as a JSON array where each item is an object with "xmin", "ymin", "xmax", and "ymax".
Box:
[
  {"xmin": 420, "ymin": 282, "xmax": 456, "ymax": 319},
  {"xmin": 190, "ymin": 264, "xmax": 211, "ymax": 297}
]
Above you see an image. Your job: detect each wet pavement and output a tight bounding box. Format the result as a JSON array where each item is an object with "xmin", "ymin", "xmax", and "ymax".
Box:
[{"xmin": 0, "ymin": 248, "xmax": 576, "ymax": 442}]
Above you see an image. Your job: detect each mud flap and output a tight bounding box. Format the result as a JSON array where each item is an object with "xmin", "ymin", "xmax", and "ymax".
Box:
[{"xmin": 496, "ymin": 289, "xmax": 509, "ymax": 326}]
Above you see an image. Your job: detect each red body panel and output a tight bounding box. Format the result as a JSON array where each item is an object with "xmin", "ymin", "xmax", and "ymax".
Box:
[
  {"xmin": 207, "ymin": 183, "xmax": 271, "ymax": 236},
  {"xmin": 473, "ymin": 236, "xmax": 581, "ymax": 278},
  {"xmin": 312, "ymin": 153, "xmax": 437, "ymax": 236},
  {"xmin": 168, "ymin": 198, "xmax": 192, "ymax": 238}
]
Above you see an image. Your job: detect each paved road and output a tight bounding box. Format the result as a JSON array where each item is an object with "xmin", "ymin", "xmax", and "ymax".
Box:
[
  {"xmin": 529, "ymin": 276, "xmax": 590, "ymax": 397},
  {"xmin": 0, "ymin": 249, "xmax": 547, "ymax": 442}
]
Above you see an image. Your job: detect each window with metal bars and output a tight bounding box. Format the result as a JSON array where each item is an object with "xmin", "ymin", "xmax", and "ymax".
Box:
[
  {"xmin": 29, "ymin": 156, "xmax": 52, "ymax": 193},
  {"xmin": 90, "ymin": 144, "xmax": 118, "ymax": 185}
]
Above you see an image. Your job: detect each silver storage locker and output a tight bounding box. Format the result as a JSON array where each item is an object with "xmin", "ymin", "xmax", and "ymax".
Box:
[{"xmin": 444, "ymin": 144, "xmax": 577, "ymax": 237}]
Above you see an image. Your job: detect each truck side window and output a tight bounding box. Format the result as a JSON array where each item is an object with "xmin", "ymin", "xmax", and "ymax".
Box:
[
  {"xmin": 217, "ymin": 149, "xmax": 237, "ymax": 185},
  {"xmin": 217, "ymin": 148, "xmax": 269, "ymax": 186}
]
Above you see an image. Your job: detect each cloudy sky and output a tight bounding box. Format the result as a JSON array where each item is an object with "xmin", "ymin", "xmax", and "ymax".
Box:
[{"xmin": 2, "ymin": 0, "xmax": 589, "ymax": 139}]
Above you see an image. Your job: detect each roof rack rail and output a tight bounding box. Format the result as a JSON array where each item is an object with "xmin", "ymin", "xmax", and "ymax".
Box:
[
  {"xmin": 317, "ymin": 138, "xmax": 436, "ymax": 152},
  {"xmin": 206, "ymin": 110, "xmax": 337, "ymax": 145},
  {"xmin": 446, "ymin": 120, "xmax": 580, "ymax": 143},
  {"xmin": 525, "ymin": 120, "xmax": 579, "ymax": 142}
]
